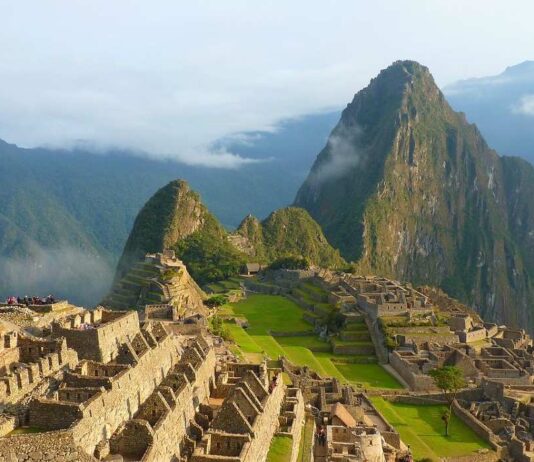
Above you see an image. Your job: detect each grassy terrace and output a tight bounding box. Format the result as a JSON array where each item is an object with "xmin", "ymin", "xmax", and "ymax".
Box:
[
  {"xmin": 371, "ymin": 398, "xmax": 493, "ymax": 461},
  {"xmin": 297, "ymin": 416, "xmax": 315, "ymax": 462},
  {"xmin": 267, "ymin": 435, "xmax": 293, "ymax": 462},
  {"xmin": 220, "ymin": 293, "xmax": 402, "ymax": 389}
]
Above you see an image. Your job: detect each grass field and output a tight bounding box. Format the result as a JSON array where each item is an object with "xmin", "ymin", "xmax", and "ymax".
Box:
[
  {"xmin": 221, "ymin": 294, "xmax": 402, "ymax": 389},
  {"xmin": 267, "ymin": 435, "xmax": 293, "ymax": 462},
  {"xmin": 371, "ymin": 397, "xmax": 493, "ymax": 460},
  {"xmin": 231, "ymin": 295, "xmax": 312, "ymax": 334}
]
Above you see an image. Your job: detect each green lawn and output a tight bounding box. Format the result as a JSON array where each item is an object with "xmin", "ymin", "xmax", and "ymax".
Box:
[
  {"xmin": 267, "ymin": 435, "xmax": 294, "ymax": 462},
  {"xmin": 275, "ymin": 335, "xmax": 330, "ymax": 350},
  {"xmin": 224, "ymin": 322, "xmax": 263, "ymax": 353},
  {"xmin": 231, "ymin": 295, "xmax": 312, "ymax": 334},
  {"xmin": 334, "ymin": 363, "xmax": 403, "ymax": 389},
  {"xmin": 371, "ymin": 398, "xmax": 493, "ymax": 460},
  {"xmin": 220, "ymin": 294, "xmax": 402, "ymax": 389}
]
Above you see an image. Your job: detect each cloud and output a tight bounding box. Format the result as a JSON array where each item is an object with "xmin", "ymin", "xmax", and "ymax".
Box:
[
  {"xmin": 307, "ymin": 122, "xmax": 363, "ymax": 185},
  {"xmin": 0, "ymin": 246, "xmax": 114, "ymax": 307},
  {"xmin": 165, "ymin": 146, "xmax": 270, "ymax": 169},
  {"xmin": 1, "ymin": 1, "xmax": 534, "ymax": 166},
  {"xmin": 512, "ymin": 94, "xmax": 534, "ymax": 116}
]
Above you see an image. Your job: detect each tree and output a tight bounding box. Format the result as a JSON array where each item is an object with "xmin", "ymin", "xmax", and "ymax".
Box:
[
  {"xmin": 205, "ymin": 294, "xmax": 229, "ymax": 308},
  {"xmin": 428, "ymin": 366, "xmax": 467, "ymax": 436}
]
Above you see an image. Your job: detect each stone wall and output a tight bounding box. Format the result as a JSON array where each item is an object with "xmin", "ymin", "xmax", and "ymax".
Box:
[
  {"xmin": 0, "ymin": 336, "xmax": 78, "ymax": 404},
  {"xmin": 508, "ymin": 437, "xmax": 534, "ymax": 462},
  {"xmin": 331, "ymin": 342, "xmax": 375, "ymax": 355},
  {"xmin": 459, "ymin": 327, "xmax": 487, "ymax": 343},
  {"xmin": 451, "ymin": 400, "xmax": 501, "ymax": 451},
  {"xmin": 193, "ymin": 371, "xmax": 285, "ymax": 462},
  {"xmin": 275, "ymin": 388, "xmax": 305, "ymax": 462},
  {"xmin": 28, "ymin": 332, "xmax": 181, "ymax": 456},
  {"xmin": 388, "ymin": 351, "xmax": 435, "ymax": 391},
  {"xmin": 442, "ymin": 452, "xmax": 501, "ymax": 462},
  {"xmin": 52, "ymin": 310, "xmax": 139, "ymax": 362},
  {"xmin": 73, "ymin": 334, "xmax": 180, "ymax": 455},
  {"xmin": 138, "ymin": 346, "xmax": 216, "ymax": 461},
  {"xmin": 0, "ymin": 415, "xmax": 16, "ymax": 437},
  {"xmin": 0, "ymin": 430, "xmax": 97, "ymax": 461},
  {"xmin": 0, "ymin": 347, "xmax": 21, "ymax": 373},
  {"xmin": 240, "ymin": 378, "xmax": 285, "ymax": 462}
]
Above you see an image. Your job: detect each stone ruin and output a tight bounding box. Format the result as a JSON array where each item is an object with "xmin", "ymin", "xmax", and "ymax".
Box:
[
  {"xmin": 280, "ymin": 359, "xmax": 405, "ymax": 462},
  {"xmin": 0, "ymin": 299, "xmax": 311, "ymax": 462},
  {"xmin": 103, "ymin": 251, "xmax": 206, "ymax": 316}
]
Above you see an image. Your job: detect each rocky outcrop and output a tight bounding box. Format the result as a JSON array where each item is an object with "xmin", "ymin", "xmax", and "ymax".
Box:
[{"xmin": 295, "ymin": 60, "xmax": 534, "ymax": 330}]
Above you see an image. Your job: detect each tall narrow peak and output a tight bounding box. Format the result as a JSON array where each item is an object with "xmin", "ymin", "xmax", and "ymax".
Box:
[
  {"xmin": 295, "ymin": 60, "xmax": 447, "ymax": 260},
  {"xmin": 295, "ymin": 60, "xmax": 534, "ymax": 330}
]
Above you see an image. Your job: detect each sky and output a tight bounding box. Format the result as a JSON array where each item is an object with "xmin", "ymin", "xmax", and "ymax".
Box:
[{"xmin": 1, "ymin": 0, "xmax": 533, "ymax": 167}]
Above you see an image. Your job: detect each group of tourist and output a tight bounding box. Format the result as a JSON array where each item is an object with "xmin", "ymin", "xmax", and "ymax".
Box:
[
  {"xmin": 4, "ymin": 294, "xmax": 56, "ymax": 306},
  {"xmin": 315, "ymin": 426, "xmax": 326, "ymax": 446}
]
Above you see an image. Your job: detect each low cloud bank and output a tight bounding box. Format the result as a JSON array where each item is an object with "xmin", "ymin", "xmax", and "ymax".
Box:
[
  {"xmin": 513, "ymin": 94, "xmax": 534, "ymax": 116},
  {"xmin": 0, "ymin": 247, "xmax": 114, "ymax": 307},
  {"xmin": 308, "ymin": 122, "xmax": 364, "ymax": 185}
]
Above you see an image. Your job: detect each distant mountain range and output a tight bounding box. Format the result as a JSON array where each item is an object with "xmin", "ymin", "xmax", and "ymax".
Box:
[
  {"xmin": 1, "ymin": 60, "xmax": 534, "ymax": 310},
  {"xmin": 444, "ymin": 61, "xmax": 534, "ymax": 164}
]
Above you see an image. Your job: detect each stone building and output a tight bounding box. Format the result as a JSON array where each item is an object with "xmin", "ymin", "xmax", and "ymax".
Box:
[
  {"xmin": 51, "ymin": 308, "xmax": 140, "ymax": 362},
  {"xmin": 0, "ymin": 330, "xmax": 78, "ymax": 405},
  {"xmin": 0, "ymin": 324, "xmax": 218, "ymax": 461},
  {"xmin": 338, "ymin": 276, "xmax": 432, "ymax": 320},
  {"xmin": 191, "ymin": 362, "xmax": 286, "ymax": 462}
]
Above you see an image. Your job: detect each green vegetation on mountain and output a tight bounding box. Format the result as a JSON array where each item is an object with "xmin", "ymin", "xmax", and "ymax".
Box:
[
  {"xmin": 234, "ymin": 207, "xmax": 345, "ymax": 268},
  {"xmin": 295, "ymin": 60, "xmax": 534, "ymax": 329},
  {"xmin": 115, "ymin": 180, "xmax": 344, "ymax": 289},
  {"xmin": 115, "ymin": 180, "xmax": 246, "ymax": 286},
  {"xmin": 174, "ymin": 215, "xmax": 246, "ymax": 285}
]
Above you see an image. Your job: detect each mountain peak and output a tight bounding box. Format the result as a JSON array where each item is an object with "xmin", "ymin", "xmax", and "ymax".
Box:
[
  {"xmin": 295, "ymin": 61, "xmax": 534, "ymax": 330},
  {"xmin": 367, "ymin": 60, "xmax": 434, "ymax": 93},
  {"xmin": 115, "ymin": 178, "xmax": 209, "ymax": 279}
]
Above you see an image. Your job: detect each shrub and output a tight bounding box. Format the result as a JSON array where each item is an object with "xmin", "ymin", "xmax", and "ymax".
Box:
[
  {"xmin": 206, "ymin": 294, "xmax": 229, "ymax": 307},
  {"xmin": 268, "ymin": 255, "xmax": 310, "ymax": 270},
  {"xmin": 175, "ymin": 228, "xmax": 246, "ymax": 285},
  {"xmin": 209, "ymin": 315, "xmax": 230, "ymax": 340},
  {"xmin": 161, "ymin": 269, "xmax": 180, "ymax": 281}
]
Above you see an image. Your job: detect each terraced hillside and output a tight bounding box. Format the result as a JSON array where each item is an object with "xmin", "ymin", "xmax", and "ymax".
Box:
[
  {"xmin": 103, "ymin": 252, "xmax": 205, "ymax": 314},
  {"xmin": 217, "ymin": 288, "xmax": 401, "ymax": 390},
  {"xmin": 288, "ymin": 282, "xmax": 376, "ymax": 356}
]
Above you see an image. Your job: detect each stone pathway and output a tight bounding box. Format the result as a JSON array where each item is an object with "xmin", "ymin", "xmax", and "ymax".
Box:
[{"xmin": 313, "ymin": 437, "xmax": 327, "ymax": 462}]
